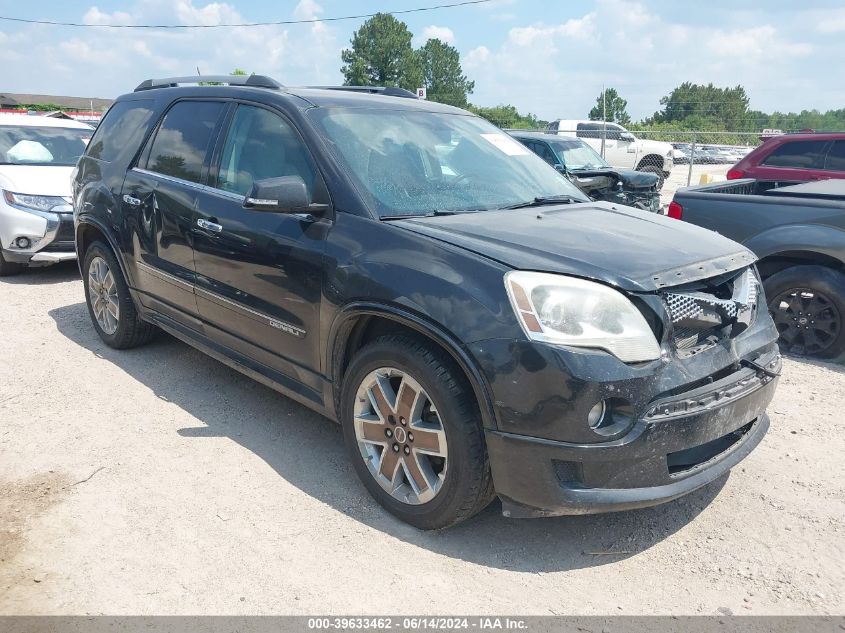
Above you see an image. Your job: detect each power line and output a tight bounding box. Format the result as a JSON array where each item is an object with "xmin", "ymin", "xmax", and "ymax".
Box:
[{"xmin": 0, "ymin": 0, "xmax": 493, "ymax": 29}]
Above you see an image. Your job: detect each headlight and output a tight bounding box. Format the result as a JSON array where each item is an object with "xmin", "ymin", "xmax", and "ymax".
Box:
[
  {"xmin": 2, "ymin": 190, "xmax": 72, "ymax": 214},
  {"xmin": 504, "ymin": 271, "xmax": 661, "ymax": 363}
]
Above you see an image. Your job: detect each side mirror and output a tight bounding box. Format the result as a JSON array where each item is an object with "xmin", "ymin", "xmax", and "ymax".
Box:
[
  {"xmin": 243, "ymin": 176, "xmax": 319, "ymax": 213},
  {"xmin": 620, "ymin": 132, "xmax": 636, "ymax": 143},
  {"xmin": 554, "ymin": 163, "xmax": 568, "ymax": 174}
]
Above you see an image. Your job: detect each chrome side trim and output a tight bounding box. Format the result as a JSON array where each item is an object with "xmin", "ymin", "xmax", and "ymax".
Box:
[
  {"xmin": 196, "ymin": 287, "xmax": 306, "ymax": 338},
  {"xmin": 136, "ymin": 260, "xmax": 194, "ymax": 291},
  {"xmin": 132, "ymin": 168, "xmax": 245, "ymax": 202}
]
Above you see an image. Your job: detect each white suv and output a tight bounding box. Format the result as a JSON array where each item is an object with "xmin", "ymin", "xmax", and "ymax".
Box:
[
  {"xmin": 548, "ymin": 119, "xmax": 674, "ymax": 189},
  {"xmin": 0, "ymin": 113, "xmax": 92, "ymax": 275}
]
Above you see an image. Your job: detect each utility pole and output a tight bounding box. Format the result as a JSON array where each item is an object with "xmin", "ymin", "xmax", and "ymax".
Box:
[{"xmin": 600, "ymin": 85, "xmax": 607, "ymax": 158}]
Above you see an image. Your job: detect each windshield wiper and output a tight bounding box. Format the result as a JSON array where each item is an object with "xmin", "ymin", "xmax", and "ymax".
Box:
[
  {"xmin": 381, "ymin": 210, "xmax": 461, "ymax": 220},
  {"xmin": 501, "ymin": 195, "xmax": 582, "ymax": 210}
]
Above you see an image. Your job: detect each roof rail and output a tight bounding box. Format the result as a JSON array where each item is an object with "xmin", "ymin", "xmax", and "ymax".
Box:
[
  {"xmin": 134, "ymin": 75, "xmax": 283, "ymax": 92},
  {"xmin": 306, "ymin": 86, "xmax": 418, "ymax": 99}
]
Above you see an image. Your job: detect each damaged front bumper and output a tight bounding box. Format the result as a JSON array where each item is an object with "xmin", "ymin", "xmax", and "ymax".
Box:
[
  {"xmin": 468, "ymin": 312, "xmax": 781, "ymax": 518},
  {"xmin": 0, "ymin": 207, "xmax": 76, "ymax": 265}
]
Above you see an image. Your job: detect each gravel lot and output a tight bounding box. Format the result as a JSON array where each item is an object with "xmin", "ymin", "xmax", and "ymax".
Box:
[
  {"xmin": 1, "ymin": 262, "xmax": 843, "ymax": 616},
  {"xmin": 661, "ymin": 164, "xmax": 729, "ymax": 208}
]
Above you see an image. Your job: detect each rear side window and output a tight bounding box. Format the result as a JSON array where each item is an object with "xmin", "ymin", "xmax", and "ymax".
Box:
[
  {"xmin": 824, "ymin": 141, "xmax": 845, "ymax": 171},
  {"xmin": 576, "ymin": 123, "xmax": 598, "ymax": 139},
  {"xmin": 144, "ymin": 101, "xmax": 225, "ymax": 184},
  {"xmin": 761, "ymin": 140, "xmax": 827, "ymax": 169},
  {"xmin": 86, "ymin": 99, "xmax": 155, "ymax": 162}
]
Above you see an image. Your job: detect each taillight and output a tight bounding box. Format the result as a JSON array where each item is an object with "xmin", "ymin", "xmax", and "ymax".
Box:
[
  {"xmin": 727, "ymin": 167, "xmax": 746, "ymax": 180},
  {"xmin": 667, "ymin": 201, "xmax": 683, "ymax": 219}
]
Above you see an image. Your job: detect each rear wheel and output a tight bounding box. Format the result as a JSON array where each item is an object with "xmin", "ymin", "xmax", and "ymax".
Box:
[
  {"xmin": 0, "ymin": 252, "xmax": 24, "ymax": 277},
  {"xmin": 764, "ymin": 265, "xmax": 845, "ymax": 358},
  {"xmin": 340, "ymin": 334, "xmax": 494, "ymax": 530},
  {"xmin": 83, "ymin": 241, "xmax": 156, "ymax": 349}
]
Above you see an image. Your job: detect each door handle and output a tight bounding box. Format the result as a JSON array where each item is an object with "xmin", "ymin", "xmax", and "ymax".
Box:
[
  {"xmin": 123, "ymin": 194, "xmax": 142, "ymax": 207},
  {"xmin": 196, "ymin": 218, "xmax": 223, "ymax": 233}
]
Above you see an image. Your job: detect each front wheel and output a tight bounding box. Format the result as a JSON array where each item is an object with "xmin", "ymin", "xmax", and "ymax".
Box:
[
  {"xmin": 764, "ymin": 265, "xmax": 845, "ymax": 359},
  {"xmin": 83, "ymin": 241, "xmax": 156, "ymax": 349},
  {"xmin": 340, "ymin": 334, "xmax": 494, "ymax": 529}
]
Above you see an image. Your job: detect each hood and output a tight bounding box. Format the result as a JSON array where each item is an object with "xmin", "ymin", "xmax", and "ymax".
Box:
[
  {"xmin": 570, "ymin": 167, "xmax": 658, "ymax": 189},
  {"xmin": 638, "ymin": 138, "xmax": 673, "ymax": 154},
  {"xmin": 392, "ymin": 203, "xmax": 755, "ymax": 293},
  {"xmin": 0, "ymin": 165, "xmax": 74, "ymax": 197}
]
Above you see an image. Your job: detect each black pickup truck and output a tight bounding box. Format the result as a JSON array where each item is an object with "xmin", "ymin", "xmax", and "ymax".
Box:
[{"xmin": 669, "ymin": 178, "xmax": 845, "ymax": 358}]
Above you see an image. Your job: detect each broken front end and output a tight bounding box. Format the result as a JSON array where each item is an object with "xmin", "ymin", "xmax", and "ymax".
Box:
[{"xmin": 569, "ymin": 168, "xmax": 662, "ymax": 213}]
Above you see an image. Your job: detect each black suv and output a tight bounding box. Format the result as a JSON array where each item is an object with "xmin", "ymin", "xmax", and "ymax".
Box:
[{"xmin": 72, "ymin": 75, "xmax": 781, "ymax": 529}]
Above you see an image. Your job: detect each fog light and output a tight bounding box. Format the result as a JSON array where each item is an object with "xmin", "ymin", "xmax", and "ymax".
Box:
[
  {"xmin": 14, "ymin": 237, "xmax": 31, "ymax": 249},
  {"xmin": 587, "ymin": 400, "xmax": 607, "ymax": 429}
]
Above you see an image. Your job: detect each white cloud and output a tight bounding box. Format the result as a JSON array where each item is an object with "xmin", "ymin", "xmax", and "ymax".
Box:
[
  {"xmin": 509, "ymin": 15, "xmax": 596, "ymax": 46},
  {"xmin": 0, "ymin": 0, "xmax": 342, "ymax": 97},
  {"xmin": 463, "ymin": 0, "xmax": 818, "ymax": 121},
  {"xmin": 817, "ymin": 9, "xmax": 845, "ymax": 33},
  {"xmin": 463, "ymin": 45, "xmax": 491, "ymax": 68},
  {"xmin": 83, "ymin": 7, "xmax": 134, "ymax": 25},
  {"xmin": 419, "ymin": 25, "xmax": 456, "ymax": 45},
  {"xmin": 293, "ymin": 0, "xmax": 323, "ymax": 21},
  {"xmin": 707, "ymin": 25, "xmax": 811, "ymax": 59}
]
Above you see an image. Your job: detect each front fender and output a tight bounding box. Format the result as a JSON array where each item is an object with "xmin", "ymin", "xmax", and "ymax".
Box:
[
  {"xmin": 743, "ymin": 224, "xmax": 845, "ymax": 264},
  {"xmin": 327, "ymin": 302, "xmax": 500, "ymax": 431}
]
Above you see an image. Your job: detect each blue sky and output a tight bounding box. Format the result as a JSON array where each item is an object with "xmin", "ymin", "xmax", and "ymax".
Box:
[{"xmin": 1, "ymin": 0, "xmax": 843, "ymax": 123}]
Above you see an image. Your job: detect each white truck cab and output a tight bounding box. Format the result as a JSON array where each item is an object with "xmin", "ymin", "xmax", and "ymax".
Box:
[
  {"xmin": 0, "ymin": 113, "xmax": 93, "ymax": 275},
  {"xmin": 548, "ymin": 119, "xmax": 674, "ymax": 189}
]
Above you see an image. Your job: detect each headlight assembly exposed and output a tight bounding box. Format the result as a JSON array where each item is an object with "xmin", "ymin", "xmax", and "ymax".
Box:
[
  {"xmin": 2, "ymin": 190, "xmax": 72, "ymax": 214},
  {"xmin": 504, "ymin": 271, "xmax": 661, "ymax": 363}
]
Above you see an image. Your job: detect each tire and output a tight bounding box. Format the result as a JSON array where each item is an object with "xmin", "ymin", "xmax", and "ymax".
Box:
[
  {"xmin": 638, "ymin": 165, "xmax": 665, "ymax": 191},
  {"xmin": 764, "ymin": 265, "xmax": 845, "ymax": 359},
  {"xmin": 0, "ymin": 251, "xmax": 24, "ymax": 277},
  {"xmin": 83, "ymin": 241, "xmax": 156, "ymax": 349},
  {"xmin": 340, "ymin": 334, "xmax": 494, "ymax": 530}
]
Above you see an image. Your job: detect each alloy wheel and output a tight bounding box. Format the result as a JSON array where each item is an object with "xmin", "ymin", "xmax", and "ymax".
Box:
[
  {"xmin": 770, "ymin": 287, "xmax": 840, "ymax": 356},
  {"xmin": 353, "ymin": 368, "xmax": 448, "ymax": 505},
  {"xmin": 88, "ymin": 256, "xmax": 120, "ymax": 335}
]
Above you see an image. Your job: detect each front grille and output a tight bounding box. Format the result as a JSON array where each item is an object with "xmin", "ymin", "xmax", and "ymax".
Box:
[
  {"xmin": 667, "ymin": 421, "xmax": 753, "ymax": 476},
  {"xmin": 662, "ymin": 267, "xmax": 759, "ymax": 357}
]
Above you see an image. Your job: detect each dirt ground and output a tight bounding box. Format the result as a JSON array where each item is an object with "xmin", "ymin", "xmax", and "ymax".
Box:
[{"xmin": 0, "ymin": 262, "xmax": 843, "ymax": 616}]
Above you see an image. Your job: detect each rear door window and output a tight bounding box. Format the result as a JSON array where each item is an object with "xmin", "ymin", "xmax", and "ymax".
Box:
[
  {"xmin": 824, "ymin": 140, "xmax": 845, "ymax": 172},
  {"xmin": 143, "ymin": 100, "xmax": 226, "ymax": 184},
  {"xmin": 86, "ymin": 99, "xmax": 155, "ymax": 162},
  {"xmin": 760, "ymin": 140, "xmax": 828, "ymax": 169}
]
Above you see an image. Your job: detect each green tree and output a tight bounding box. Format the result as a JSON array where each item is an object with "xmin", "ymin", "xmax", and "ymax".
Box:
[
  {"xmin": 588, "ymin": 88, "xmax": 631, "ymax": 126},
  {"xmin": 417, "ymin": 38, "xmax": 474, "ymax": 108},
  {"xmin": 340, "ymin": 13, "xmax": 422, "ymax": 90},
  {"xmin": 649, "ymin": 82, "xmax": 751, "ymax": 131},
  {"xmin": 467, "ymin": 104, "xmax": 544, "ymax": 130}
]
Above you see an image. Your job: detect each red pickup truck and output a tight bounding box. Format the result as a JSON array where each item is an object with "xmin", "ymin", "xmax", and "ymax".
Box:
[{"xmin": 728, "ymin": 133, "xmax": 845, "ymax": 182}]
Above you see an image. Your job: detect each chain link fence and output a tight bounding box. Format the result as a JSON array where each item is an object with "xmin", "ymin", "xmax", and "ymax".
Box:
[{"xmin": 479, "ymin": 119, "xmax": 770, "ymax": 205}]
